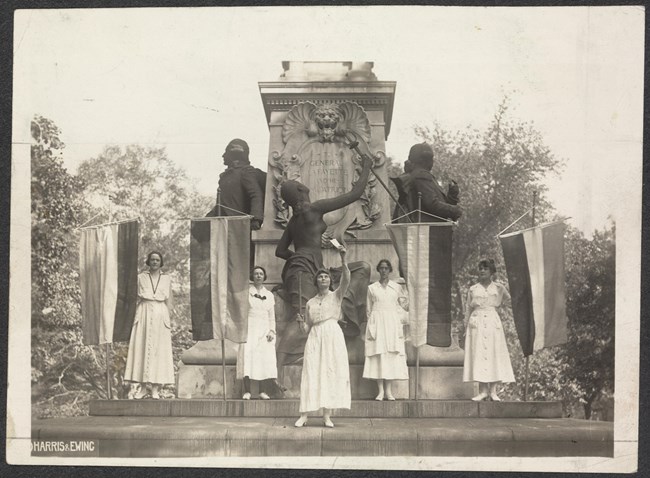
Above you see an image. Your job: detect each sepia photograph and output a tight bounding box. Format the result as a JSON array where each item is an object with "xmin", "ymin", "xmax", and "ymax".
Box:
[{"xmin": 7, "ymin": 4, "xmax": 643, "ymax": 472}]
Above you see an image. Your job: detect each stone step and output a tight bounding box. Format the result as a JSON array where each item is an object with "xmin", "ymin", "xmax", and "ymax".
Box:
[
  {"xmin": 89, "ymin": 399, "xmax": 563, "ymax": 419},
  {"xmin": 32, "ymin": 416, "xmax": 613, "ymax": 458}
]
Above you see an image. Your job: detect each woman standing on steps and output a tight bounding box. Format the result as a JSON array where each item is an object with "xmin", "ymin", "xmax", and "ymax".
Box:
[
  {"xmin": 462, "ymin": 259, "xmax": 515, "ymax": 401},
  {"xmin": 294, "ymin": 245, "xmax": 351, "ymax": 428},
  {"xmin": 363, "ymin": 259, "xmax": 410, "ymax": 401},
  {"xmin": 124, "ymin": 251, "xmax": 175, "ymax": 400},
  {"xmin": 236, "ymin": 266, "xmax": 278, "ymax": 400}
]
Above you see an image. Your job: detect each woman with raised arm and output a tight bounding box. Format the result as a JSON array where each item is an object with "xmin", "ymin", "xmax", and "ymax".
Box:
[
  {"xmin": 294, "ymin": 246, "xmax": 351, "ymax": 428},
  {"xmin": 274, "ymin": 154, "xmax": 373, "ymax": 364},
  {"xmin": 124, "ymin": 251, "xmax": 175, "ymax": 400}
]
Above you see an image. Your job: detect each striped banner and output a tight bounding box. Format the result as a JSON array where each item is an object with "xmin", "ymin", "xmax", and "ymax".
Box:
[
  {"xmin": 500, "ymin": 221, "xmax": 568, "ymax": 356},
  {"xmin": 386, "ymin": 222, "xmax": 454, "ymax": 347},
  {"xmin": 190, "ymin": 217, "xmax": 250, "ymax": 342},
  {"xmin": 79, "ymin": 220, "xmax": 139, "ymax": 345}
]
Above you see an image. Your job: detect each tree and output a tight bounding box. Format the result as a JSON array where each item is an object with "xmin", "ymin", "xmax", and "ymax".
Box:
[
  {"xmin": 31, "ymin": 115, "xmax": 106, "ymax": 417},
  {"xmin": 31, "ymin": 122, "xmax": 215, "ymax": 417},
  {"xmin": 561, "ymin": 224, "xmax": 615, "ymax": 418},
  {"xmin": 415, "ymin": 98, "xmax": 561, "ymax": 279}
]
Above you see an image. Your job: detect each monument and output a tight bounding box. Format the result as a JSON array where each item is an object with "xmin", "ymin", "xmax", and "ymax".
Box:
[{"xmin": 177, "ymin": 61, "xmax": 473, "ymax": 400}]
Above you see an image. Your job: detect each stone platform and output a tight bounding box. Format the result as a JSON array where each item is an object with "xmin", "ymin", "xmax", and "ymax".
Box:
[
  {"xmin": 89, "ymin": 399, "xmax": 563, "ymax": 419},
  {"xmin": 32, "ymin": 414, "xmax": 613, "ymax": 458}
]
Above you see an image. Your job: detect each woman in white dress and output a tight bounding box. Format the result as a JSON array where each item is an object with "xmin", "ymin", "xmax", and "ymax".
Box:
[
  {"xmin": 124, "ymin": 251, "xmax": 175, "ymax": 399},
  {"xmin": 463, "ymin": 259, "xmax": 515, "ymax": 401},
  {"xmin": 294, "ymin": 246, "xmax": 350, "ymax": 428},
  {"xmin": 363, "ymin": 259, "xmax": 409, "ymax": 401},
  {"xmin": 237, "ymin": 266, "xmax": 278, "ymax": 400}
]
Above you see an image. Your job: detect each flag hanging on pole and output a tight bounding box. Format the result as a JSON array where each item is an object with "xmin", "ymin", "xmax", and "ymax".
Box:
[
  {"xmin": 79, "ymin": 220, "xmax": 139, "ymax": 345},
  {"xmin": 386, "ymin": 222, "xmax": 454, "ymax": 347},
  {"xmin": 499, "ymin": 221, "xmax": 568, "ymax": 356},
  {"xmin": 190, "ymin": 216, "xmax": 250, "ymax": 342}
]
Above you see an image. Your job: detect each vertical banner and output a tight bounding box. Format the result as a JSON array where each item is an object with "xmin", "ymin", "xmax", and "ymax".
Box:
[
  {"xmin": 190, "ymin": 217, "xmax": 250, "ymax": 342},
  {"xmin": 386, "ymin": 222, "xmax": 454, "ymax": 347},
  {"xmin": 500, "ymin": 221, "xmax": 568, "ymax": 356},
  {"xmin": 79, "ymin": 220, "xmax": 139, "ymax": 345}
]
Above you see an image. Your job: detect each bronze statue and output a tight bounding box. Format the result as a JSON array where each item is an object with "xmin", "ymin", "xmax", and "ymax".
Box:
[
  {"xmin": 390, "ymin": 158, "xmax": 413, "ymax": 221},
  {"xmin": 402, "ymin": 142, "xmax": 462, "ymax": 222},
  {"xmin": 274, "ymin": 154, "xmax": 373, "ymax": 367},
  {"xmin": 207, "ymin": 138, "xmax": 266, "ymax": 230}
]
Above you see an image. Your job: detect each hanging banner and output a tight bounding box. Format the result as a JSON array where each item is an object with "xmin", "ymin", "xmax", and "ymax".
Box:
[
  {"xmin": 79, "ymin": 220, "xmax": 139, "ymax": 345},
  {"xmin": 500, "ymin": 221, "xmax": 568, "ymax": 356},
  {"xmin": 386, "ymin": 222, "xmax": 454, "ymax": 347},
  {"xmin": 190, "ymin": 216, "xmax": 250, "ymax": 342}
]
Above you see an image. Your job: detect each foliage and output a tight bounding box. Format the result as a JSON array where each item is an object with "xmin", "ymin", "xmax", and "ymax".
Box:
[
  {"xmin": 31, "ymin": 119, "xmax": 213, "ymax": 417},
  {"xmin": 31, "ymin": 115, "xmax": 107, "ymax": 418},
  {"xmin": 415, "ymin": 98, "xmax": 561, "ymax": 280},
  {"xmin": 560, "ymin": 224, "xmax": 615, "ymax": 418}
]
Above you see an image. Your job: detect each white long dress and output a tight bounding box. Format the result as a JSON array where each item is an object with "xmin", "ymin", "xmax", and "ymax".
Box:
[
  {"xmin": 363, "ymin": 280, "xmax": 409, "ymax": 380},
  {"xmin": 299, "ymin": 277, "xmax": 351, "ymax": 413},
  {"xmin": 236, "ymin": 285, "xmax": 278, "ymax": 380},
  {"xmin": 463, "ymin": 282, "xmax": 515, "ymax": 383},
  {"xmin": 124, "ymin": 271, "xmax": 175, "ymax": 385}
]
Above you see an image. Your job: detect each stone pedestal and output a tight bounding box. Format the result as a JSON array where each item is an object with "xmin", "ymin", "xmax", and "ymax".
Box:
[
  {"xmin": 177, "ymin": 330, "xmax": 473, "ymax": 400},
  {"xmin": 177, "ymin": 363, "xmax": 474, "ymax": 400},
  {"xmin": 178, "ymin": 62, "xmax": 468, "ymax": 401},
  {"xmin": 254, "ymin": 61, "xmax": 398, "ymax": 285}
]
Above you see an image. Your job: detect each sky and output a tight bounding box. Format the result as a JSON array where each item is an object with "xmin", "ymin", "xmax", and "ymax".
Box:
[{"xmin": 12, "ymin": 5, "xmax": 645, "ymax": 236}]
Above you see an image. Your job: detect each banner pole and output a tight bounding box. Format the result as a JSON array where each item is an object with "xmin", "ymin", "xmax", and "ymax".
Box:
[
  {"xmin": 105, "ymin": 343, "xmax": 112, "ymax": 400},
  {"xmin": 524, "ymin": 191, "xmax": 538, "ymax": 402},
  {"xmin": 414, "ymin": 192, "xmax": 423, "ymax": 401},
  {"xmin": 415, "ymin": 347, "xmax": 420, "ymax": 401},
  {"xmin": 222, "ymin": 338, "xmax": 227, "ymax": 402}
]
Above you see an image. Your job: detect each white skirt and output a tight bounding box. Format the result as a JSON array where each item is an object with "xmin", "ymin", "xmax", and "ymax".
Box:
[
  {"xmin": 299, "ymin": 319, "xmax": 351, "ymax": 413},
  {"xmin": 463, "ymin": 308, "xmax": 515, "ymax": 383},
  {"xmin": 124, "ymin": 300, "xmax": 175, "ymax": 385},
  {"xmin": 363, "ymin": 352, "xmax": 409, "ymax": 380}
]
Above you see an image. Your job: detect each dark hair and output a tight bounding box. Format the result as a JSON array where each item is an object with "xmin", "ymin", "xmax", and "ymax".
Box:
[
  {"xmin": 313, "ymin": 269, "xmax": 331, "ymax": 287},
  {"xmin": 250, "ymin": 266, "xmax": 267, "ymax": 281},
  {"xmin": 478, "ymin": 258, "xmax": 497, "ymax": 275},
  {"xmin": 145, "ymin": 251, "xmax": 164, "ymax": 267},
  {"xmin": 376, "ymin": 259, "xmax": 393, "ymax": 273}
]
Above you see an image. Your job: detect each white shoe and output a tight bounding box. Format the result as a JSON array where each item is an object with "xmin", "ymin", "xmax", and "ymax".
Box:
[
  {"xmin": 259, "ymin": 392, "xmax": 270, "ymax": 400},
  {"xmin": 133, "ymin": 388, "xmax": 147, "ymax": 400},
  {"xmin": 471, "ymin": 392, "xmax": 488, "ymax": 402},
  {"xmin": 386, "ymin": 395, "xmax": 396, "ymax": 401},
  {"xmin": 375, "ymin": 394, "xmax": 384, "ymax": 401},
  {"xmin": 323, "ymin": 417, "xmax": 334, "ymax": 428},
  {"xmin": 242, "ymin": 392, "xmax": 251, "ymax": 400},
  {"xmin": 490, "ymin": 393, "xmax": 501, "ymax": 402},
  {"xmin": 151, "ymin": 390, "xmax": 160, "ymax": 400},
  {"xmin": 294, "ymin": 416, "xmax": 308, "ymax": 427}
]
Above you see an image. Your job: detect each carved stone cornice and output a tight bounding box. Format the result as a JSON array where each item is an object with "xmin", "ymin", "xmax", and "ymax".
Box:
[{"xmin": 259, "ymin": 81, "xmax": 396, "ymax": 138}]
